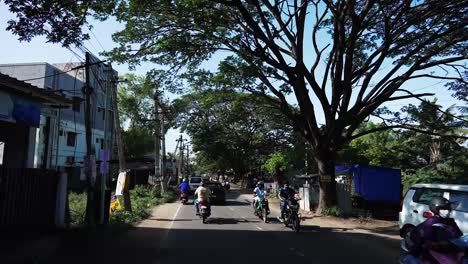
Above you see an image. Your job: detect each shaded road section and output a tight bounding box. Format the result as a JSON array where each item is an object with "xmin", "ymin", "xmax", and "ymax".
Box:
[{"xmin": 3, "ymin": 190, "xmax": 400, "ymax": 264}]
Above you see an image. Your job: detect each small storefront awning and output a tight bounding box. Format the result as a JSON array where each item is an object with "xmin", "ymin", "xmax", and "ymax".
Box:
[
  {"xmin": 0, "ymin": 73, "xmax": 71, "ymax": 106},
  {"xmin": 0, "ymin": 73, "xmax": 71, "ymax": 127}
]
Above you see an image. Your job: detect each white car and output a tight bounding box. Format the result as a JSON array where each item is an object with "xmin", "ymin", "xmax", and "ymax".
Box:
[
  {"xmin": 189, "ymin": 176, "xmax": 203, "ymax": 193},
  {"xmin": 399, "ymin": 184, "xmax": 468, "ymax": 237}
]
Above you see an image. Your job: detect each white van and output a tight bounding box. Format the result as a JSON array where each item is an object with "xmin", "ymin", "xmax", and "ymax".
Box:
[
  {"xmin": 399, "ymin": 184, "xmax": 468, "ymax": 237},
  {"xmin": 189, "ymin": 176, "xmax": 203, "ymax": 193}
]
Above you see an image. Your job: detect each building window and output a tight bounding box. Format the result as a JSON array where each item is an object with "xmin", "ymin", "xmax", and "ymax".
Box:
[
  {"xmin": 72, "ymin": 97, "xmax": 81, "ymax": 112},
  {"xmin": 59, "ymin": 130, "xmax": 64, "ymax": 136},
  {"xmin": 67, "ymin": 132, "xmax": 77, "ymax": 147}
]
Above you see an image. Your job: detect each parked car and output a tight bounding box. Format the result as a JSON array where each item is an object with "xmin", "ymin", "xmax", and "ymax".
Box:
[
  {"xmin": 189, "ymin": 176, "xmax": 203, "ymax": 193},
  {"xmin": 205, "ymin": 181, "xmax": 226, "ymax": 205},
  {"xmin": 399, "ymin": 183, "xmax": 468, "ymax": 237}
]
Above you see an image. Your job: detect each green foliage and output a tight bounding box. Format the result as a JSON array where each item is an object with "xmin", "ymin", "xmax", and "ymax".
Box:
[
  {"xmin": 68, "ymin": 192, "xmax": 87, "ymax": 225},
  {"xmin": 122, "ymin": 127, "xmax": 154, "ymax": 158},
  {"xmin": 320, "ymin": 206, "xmax": 342, "ymax": 217},
  {"xmin": 403, "ymin": 153, "xmax": 468, "ymax": 193},
  {"xmin": 109, "ymin": 185, "xmax": 175, "ymax": 225},
  {"xmin": 263, "ymin": 152, "xmax": 291, "ymax": 174},
  {"xmin": 175, "ymin": 90, "xmax": 295, "ymax": 177}
]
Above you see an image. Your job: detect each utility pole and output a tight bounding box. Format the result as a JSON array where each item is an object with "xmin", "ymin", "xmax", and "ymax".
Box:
[
  {"xmin": 84, "ymin": 52, "xmax": 95, "ymax": 225},
  {"xmin": 177, "ymin": 135, "xmax": 184, "ymax": 183},
  {"xmin": 153, "ymin": 89, "xmax": 161, "ymax": 190},
  {"xmin": 99, "ymin": 64, "xmax": 110, "ymax": 225},
  {"xmin": 112, "ymin": 74, "xmax": 132, "ymax": 212},
  {"xmin": 160, "ymin": 102, "xmax": 167, "ymax": 193},
  {"xmin": 186, "ymin": 144, "xmax": 190, "ymax": 177}
]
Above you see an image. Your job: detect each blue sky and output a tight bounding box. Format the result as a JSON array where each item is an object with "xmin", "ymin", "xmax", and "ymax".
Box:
[{"xmin": 0, "ymin": 3, "xmax": 463, "ymax": 154}]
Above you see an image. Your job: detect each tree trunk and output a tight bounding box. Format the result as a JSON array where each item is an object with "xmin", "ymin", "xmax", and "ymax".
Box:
[{"xmin": 315, "ymin": 149, "xmax": 338, "ymax": 214}]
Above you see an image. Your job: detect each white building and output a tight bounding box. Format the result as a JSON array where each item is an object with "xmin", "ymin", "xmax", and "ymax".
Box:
[{"xmin": 0, "ymin": 56, "xmax": 117, "ymax": 171}]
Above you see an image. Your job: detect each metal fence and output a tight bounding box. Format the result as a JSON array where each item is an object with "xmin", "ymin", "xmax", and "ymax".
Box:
[{"xmin": 0, "ymin": 168, "xmax": 58, "ymax": 229}]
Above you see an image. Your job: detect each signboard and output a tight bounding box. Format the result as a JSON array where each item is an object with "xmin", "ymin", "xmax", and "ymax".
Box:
[
  {"xmin": 100, "ymin": 149, "xmax": 109, "ymax": 174},
  {"xmin": 115, "ymin": 171, "xmax": 127, "ymax": 196},
  {"xmin": 109, "ymin": 195, "xmax": 122, "ymax": 214},
  {"xmin": 320, "ymin": 175, "xmax": 332, "ymax": 183}
]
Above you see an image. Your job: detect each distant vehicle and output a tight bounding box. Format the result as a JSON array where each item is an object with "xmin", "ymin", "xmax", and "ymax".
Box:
[
  {"xmin": 399, "ymin": 184, "xmax": 468, "ymax": 237},
  {"xmin": 189, "ymin": 176, "xmax": 203, "ymax": 193},
  {"xmin": 205, "ymin": 181, "xmax": 226, "ymax": 205}
]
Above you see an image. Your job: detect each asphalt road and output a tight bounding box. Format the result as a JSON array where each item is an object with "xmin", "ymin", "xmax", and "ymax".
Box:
[
  {"xmin": 5, "ymin": 189, "xmax": 400, "ymax": 264},
  {"xmin": 157, "ymin": 190, "xmax": 400, "ymax": 264}
]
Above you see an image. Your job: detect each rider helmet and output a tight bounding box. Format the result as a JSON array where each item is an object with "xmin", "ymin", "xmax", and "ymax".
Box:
[{"xmin": 429, "ymin": 196, "xmax": 452, "ymax": 218}]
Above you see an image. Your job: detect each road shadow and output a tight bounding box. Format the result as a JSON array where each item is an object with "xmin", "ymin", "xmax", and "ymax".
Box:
[
  {"xmin": 5, "ymin": 223, "xmax": 400, "ymax": 264},
  {"xmin": 225, "ymin": 200, "xmax": 250, "ymax": 206},
  {"xmin": 207, "ymin": 217, "xmax": 260, "ymax": 225},
  {"xmin": 149, "ymin": 218, "xmax": 194, "ymax": 222}
]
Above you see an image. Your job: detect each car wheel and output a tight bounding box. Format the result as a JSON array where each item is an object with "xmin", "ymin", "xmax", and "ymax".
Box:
[{"xmin": 402, "ymin": 225, "xmax": 415, "ymax": 238}]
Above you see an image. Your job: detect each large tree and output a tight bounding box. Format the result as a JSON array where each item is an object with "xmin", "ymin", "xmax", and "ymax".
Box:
[
  {"xmin": 5, "ymin": 0, "xmax": 467, "ymax": 212},
  {"xmin": 174, "ymin": 89, "xmax": 294, "ymax": 181}
]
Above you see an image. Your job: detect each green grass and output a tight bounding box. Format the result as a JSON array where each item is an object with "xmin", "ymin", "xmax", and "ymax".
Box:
[
  {"xmin": 109, "ymin": 185, "xmax": 175, "ymax": 226},
  {"xmin": 320, "ymin": 206, "xmax": 343, "ymax": 217},
  {"xmin": 68, "ymin": 185, "xmax": 175, "ymax": 226},
  {"xmin": 68, "ymin": 192, "xmax": 87, "ymax": 225}
]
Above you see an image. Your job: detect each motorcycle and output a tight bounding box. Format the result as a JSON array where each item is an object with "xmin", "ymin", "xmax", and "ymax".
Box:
[
  {"xmin": 283, "ymin": 196, "xmax": 301, "ymax": 232},
  {"xmin": 254, "ymin": 197, "xmax": 270, "ymax": 223},
  {"xmin": 180, "ymin": 192, "xmax": 189, "ymax": 204},
  {"xmin": 399, "ymin": 223, "xmax": 468, "ymax": 264},
  {"xmin": 198, "ymin": 200, "xmax": 211, "ymax": 224},
  {"xmin": 223, "ymin": 181, "xmax": 230, "ymax": 191}
]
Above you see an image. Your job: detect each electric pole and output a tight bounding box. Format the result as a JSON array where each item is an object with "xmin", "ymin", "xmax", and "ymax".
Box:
[
  {"xmin": 177, "ymin": 135, "xmax": 184, "ymax": 183},
  {"xmin": 112, "ymin": 75, "xmax": 131, "ymax": 212},
  {"xmin": 84, "ymin": 52, "xmax": 95, "ymax": 225},
  {"xmin": 153, "ymin": 89, "xmax": 161, "ymax": 190},
  {"xmin": 186, "ymin": 144, "xmax": 190, "ymax": 177},
  {"xmin": 160, "ymin": 102, "xmax": 167, "ymax": 193}
]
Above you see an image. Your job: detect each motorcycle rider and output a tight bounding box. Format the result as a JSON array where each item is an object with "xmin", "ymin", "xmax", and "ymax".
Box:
[
  {"xmin": 407, "ymin": 196, "xmax": 463, "ymax": 261},
  {"xmin": 194, "ymin": 181, "xmax": 211, "ymax": 215},
  {"xmin": 253, "ymin": 181, "xmax": 267, "ymax": 214},
  {"xmin": 278, "ymin": 181, "xmax": 295, "ymax": 220},
  {"xmin": 180, "ymin": 178, "xmax": 190, "ymax": 194}
]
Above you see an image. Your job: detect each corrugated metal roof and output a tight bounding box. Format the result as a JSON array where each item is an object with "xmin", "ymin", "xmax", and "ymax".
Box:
[{"xmin": 0, "ymin": 73, "xmax": 71, "ymax": 106}]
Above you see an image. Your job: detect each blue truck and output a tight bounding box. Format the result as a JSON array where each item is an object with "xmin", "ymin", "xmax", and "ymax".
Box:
[{"xmin": 335, "ymin": 164, "xmax": 402, "ymax": 211}]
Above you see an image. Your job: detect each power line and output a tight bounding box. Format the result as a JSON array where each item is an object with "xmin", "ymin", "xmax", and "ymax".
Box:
[
  {"xmin": 89, "ymin": 27, "xmax": 106, "ymax": 52},
  {"xmin": 18, "ymin": 60, "xmax": 106, "ymax": 82}
]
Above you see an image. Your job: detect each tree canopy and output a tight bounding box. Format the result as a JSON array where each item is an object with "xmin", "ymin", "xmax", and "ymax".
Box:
[
  {"xmin": 174, "ymin": 89, "xmax": 295, "ymax": 180},
  {"xmin": 5, "ymin": 0, "xmax": 467, "ymax": 211}
]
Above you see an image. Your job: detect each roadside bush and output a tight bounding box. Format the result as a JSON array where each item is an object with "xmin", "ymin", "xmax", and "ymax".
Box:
[
  {"xmin": 109, "ymin": 185, "xmax": 175, "ymax": 225},
  {"xmin": 321, "ymin": 206, "xmax": 342, "ymax": 217},
  {"xmin": 68, "ymin": 192, "xmax": 87, "ymax": 225}
]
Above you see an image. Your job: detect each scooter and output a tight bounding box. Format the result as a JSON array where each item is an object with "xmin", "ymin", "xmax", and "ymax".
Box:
[
  {"xmin": 223, "ymin": 181, "xmax": 230, "ymax": 191},
  {"xmin": 284, "ymin": 195, "xmax": 301, "ymax": 233},
  {"xmin": 180, "ymin": 192, "xmax": 189, "ymax": 204},
  {"xmin": 254, "ymin": 197, "xmax": 270, "ymax": 223},
  {"xmin": 399, "ymin": 223, "xmax": 468, "ymax": 264},
  {"xmin": 198, "ymin": 201, "xmax": 211, "ymax": 224}
]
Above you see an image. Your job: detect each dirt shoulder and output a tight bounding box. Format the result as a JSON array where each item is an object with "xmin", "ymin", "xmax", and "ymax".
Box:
[
  {"xmin": 3, "ymin": 202, "xmax": 181, "ymax": 264},
  {"xmin": 268, "ymin": 197, "xmax": 400, "ymax": 240}
]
